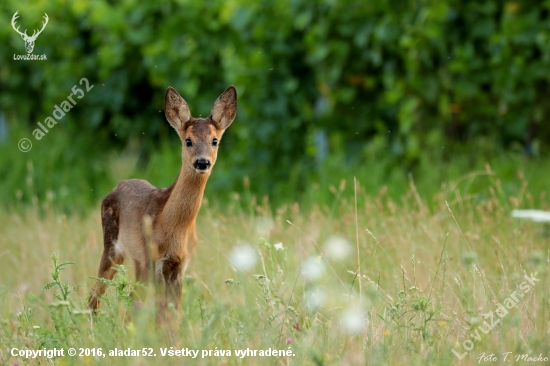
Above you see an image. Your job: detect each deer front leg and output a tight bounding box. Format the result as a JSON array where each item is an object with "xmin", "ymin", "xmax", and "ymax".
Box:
[
  {"xmin": 157, "ymin": 255, "xmax": 184, "ymax": 313},
  {"xmin": 166, "ymin": 275, "xmax": 183, "ymax": 311}
]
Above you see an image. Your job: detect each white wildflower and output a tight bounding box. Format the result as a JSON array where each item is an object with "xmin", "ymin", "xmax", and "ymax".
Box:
[
  {"xmin": 254, "ymin": 217, "xmax": 274, "ymax": 236},
  {"xmin": 301, "ymin": 257, "xmax": 325, "ymax": 281},
  {"xmin": 230, "ymin": 245, "xmax": 257, "ymax": 272},
  {"xmin": 511, "ymin": 209, "xmax": 550, "ymax": 222},
  {"xmin": 305, "ymin": 287, "xmax": 327, "ymax": 310},
  {"xmin": 341, "ymin": 306, "xmax": 367, "ymax": 334},
  {"xmin": 323, "ymin": 235, "xmax": 352, "ymax": 260}
]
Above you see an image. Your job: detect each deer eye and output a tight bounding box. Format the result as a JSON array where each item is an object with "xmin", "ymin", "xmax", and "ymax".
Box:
[
  {"xmin": 185, "ymin": 138, "xmax": 192, "ymax": 147},
  {"xmin": 212, "ymin": 138, "xmax": 218, "ymax": 147}
]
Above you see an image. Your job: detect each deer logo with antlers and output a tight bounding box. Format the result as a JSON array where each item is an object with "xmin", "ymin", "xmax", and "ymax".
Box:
[{"xmin": 11, "ymin": 11, "xmax": 49, "ymax": 54}]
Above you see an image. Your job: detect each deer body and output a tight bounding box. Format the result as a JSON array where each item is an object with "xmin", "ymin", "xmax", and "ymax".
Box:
[{"xmin": 88, "ymin": 86, "xmax": 237, "ymax": 311}]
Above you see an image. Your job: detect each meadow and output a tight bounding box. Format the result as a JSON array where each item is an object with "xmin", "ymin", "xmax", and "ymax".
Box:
[
  {"xmin": 2, "ymin": 1, "xmax": 550, "ymax": 364},
  {"xmin": 0, "ymin": 165, "xmax": 549, "ymax": 366}
]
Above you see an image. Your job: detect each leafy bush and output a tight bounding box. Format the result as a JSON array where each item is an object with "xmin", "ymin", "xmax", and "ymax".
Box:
[{"xmin": 1, "ymin": 0, "xmax": 549, "ymax": 206}]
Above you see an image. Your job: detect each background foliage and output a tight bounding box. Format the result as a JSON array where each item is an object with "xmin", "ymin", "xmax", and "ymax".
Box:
[{"xmin": 0, "ymin": 0, "xmax": 549, "ymax": 209}]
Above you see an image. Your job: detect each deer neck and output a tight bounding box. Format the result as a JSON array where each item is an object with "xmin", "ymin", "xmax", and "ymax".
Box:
[{"xmin": 161, "ymin": 166, "xmax": 209, "ymax": 230}]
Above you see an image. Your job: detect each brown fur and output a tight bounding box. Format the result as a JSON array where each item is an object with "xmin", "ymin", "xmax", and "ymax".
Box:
[{"xmin": 88, "ymin": 86, "xmax": 237, "ymax": 313}]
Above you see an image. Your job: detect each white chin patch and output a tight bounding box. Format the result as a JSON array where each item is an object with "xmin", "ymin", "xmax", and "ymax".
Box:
[{"xmin": 195, "ymin": 169, "xmax": 209, "ymax": 174}]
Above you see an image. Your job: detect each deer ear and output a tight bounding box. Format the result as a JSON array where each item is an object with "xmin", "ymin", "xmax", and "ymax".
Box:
[
  {"xmin": 165, "ymin": 87, "xmax": 190, "ymax": 131},
  {"xmin": 210, "ymin": 86, "xmax": 237, "ymax": 130}
]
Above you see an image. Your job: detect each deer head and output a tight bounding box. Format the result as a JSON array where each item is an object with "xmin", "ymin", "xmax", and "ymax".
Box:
[
  {"xmin": 11, "ymin": 11, "xmax": 49, "ymax": 54},
  {"xmin": 165, "ymin": 86, "xmax": 237, "ymax": 175}
]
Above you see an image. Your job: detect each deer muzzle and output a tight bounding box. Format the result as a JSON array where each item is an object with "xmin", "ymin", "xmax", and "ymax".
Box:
[{"xmin": 193, "ymin": 159, "xmax": 211, "ymax": 172}]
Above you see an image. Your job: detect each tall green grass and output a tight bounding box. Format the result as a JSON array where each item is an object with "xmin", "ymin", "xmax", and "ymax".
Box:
[
  {"xmin": 3, "ymin": 122, "xmax": 550, "ymax": 214},
  {"xmin": 0, "ymin": 170, "xmax": 548, "ymax": 365}
]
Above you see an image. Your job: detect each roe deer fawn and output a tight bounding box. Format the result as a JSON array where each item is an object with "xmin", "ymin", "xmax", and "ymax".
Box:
[{"xmin": 88, "ymin": 85, "xmax": 237, "ymax": 312}]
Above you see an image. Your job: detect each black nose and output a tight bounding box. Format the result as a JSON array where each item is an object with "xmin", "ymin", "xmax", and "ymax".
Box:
[{"xmin": 193, "ymin": 159, "xmax": 211, "ymax": 170}]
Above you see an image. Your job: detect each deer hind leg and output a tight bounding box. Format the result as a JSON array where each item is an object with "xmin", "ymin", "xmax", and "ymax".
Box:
[
  {"xmin": 134, "ymin": 258, "xmax": 149, "ymax": 283},
  {"xmin": 131, "ymin": 256, "xmax": 149, "ymax": 307},
  {"xmin": 88, "ymin": 195, "xmax": 124, "ymax": 311}
]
